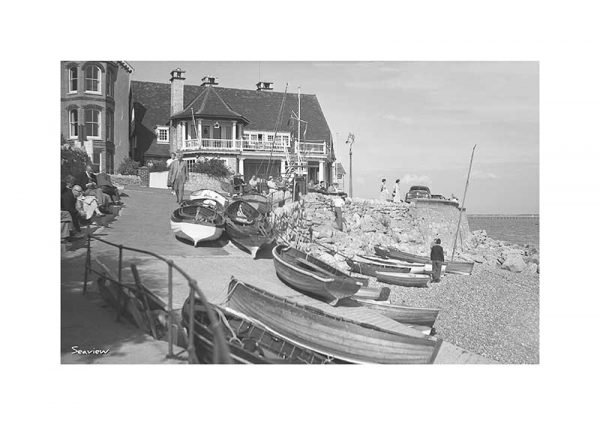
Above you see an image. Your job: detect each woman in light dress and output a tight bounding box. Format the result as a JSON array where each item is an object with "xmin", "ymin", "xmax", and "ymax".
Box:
[
  {"xmin": 379, "ymin": 178, "xmax": 390, "ymax": 201},
  {"xmin": 393, "ymin": 178, "xmax": 402, "ymax": 203}
]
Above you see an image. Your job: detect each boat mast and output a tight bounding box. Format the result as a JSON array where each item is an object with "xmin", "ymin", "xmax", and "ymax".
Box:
[
  {"xmin": 451, "ymin": 144, "xmax": 477, "ymax": 261},
  {"xmin": 297, "ymin": 86, "xmax": 301, "ymax": 174}
]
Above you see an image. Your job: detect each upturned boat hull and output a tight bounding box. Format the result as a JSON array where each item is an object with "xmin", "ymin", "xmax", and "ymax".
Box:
[
  {"xmin": 226, "ymin": 279, "xmax": 442, "ymax": 364},
  {"xmin": 170, "ymin": 220, "xmax": 224, "ymax": 246}
]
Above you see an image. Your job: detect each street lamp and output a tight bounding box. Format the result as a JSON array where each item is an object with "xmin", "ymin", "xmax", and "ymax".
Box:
[{"xmin": 345, "ymin": 133, "xmax": 355, "ymax": 198}]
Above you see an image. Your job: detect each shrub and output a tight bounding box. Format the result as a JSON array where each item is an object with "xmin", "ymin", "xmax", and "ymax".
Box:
[
  {"xmin": 117, "ymin": 157, "xmax": 140, "ymax": 175},
  {"xmin": 191, "ymin": 158, "xmax": 232, "ymax": 178},
  {"xmin": 149, "ymin": 160, "xmax": 169, "ymax": 172},
  {"xmin": 61, "ymin": 146, "xmax": 90, "ymax": 184}
]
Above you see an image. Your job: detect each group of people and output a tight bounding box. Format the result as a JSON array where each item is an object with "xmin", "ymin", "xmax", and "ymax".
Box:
[
  {"xmin": 60, "ymin": 166, "xmax": 123, "ymax": 243},
  {"xmin": 379, "ymin": 178, "xmax": 403, "ymax": 203}
]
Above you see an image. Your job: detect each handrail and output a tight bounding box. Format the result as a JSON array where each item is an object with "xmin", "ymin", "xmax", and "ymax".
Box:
[{"xmin": 82, "ymin": 233, "xmax": 232, "ymax": 364}]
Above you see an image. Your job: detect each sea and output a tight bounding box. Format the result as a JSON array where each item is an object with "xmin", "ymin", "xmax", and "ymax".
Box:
[{"xmin": 467, "ymin": 215, "xmax": 539, "ymax": 248}]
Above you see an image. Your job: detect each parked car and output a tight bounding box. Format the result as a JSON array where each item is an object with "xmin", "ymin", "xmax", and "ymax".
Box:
[
  {"xmin": 405, "ymin": 185, "xmax": 431, "ymax": 202},
  {"xmin": 431, "ymin": 194, "xmax": 446, "ymax": 200}
]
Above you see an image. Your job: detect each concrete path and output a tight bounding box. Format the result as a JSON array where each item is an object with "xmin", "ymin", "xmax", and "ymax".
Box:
[{"xmin": 61, "ymin": 185, "xmax": 495, "ymax": 364}]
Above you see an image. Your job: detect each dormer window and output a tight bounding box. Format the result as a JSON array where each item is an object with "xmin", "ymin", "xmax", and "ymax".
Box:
[
  {"xmin": 157, "ymin": 126, "xmax": 169, "ymax": 144},
  {"xmin": 69, "ymin": 67, "xmax": 78, "ymax": 93},
  {"xmin": 85, "ymin": 65, "xmax": 101, "ymax": 93}
]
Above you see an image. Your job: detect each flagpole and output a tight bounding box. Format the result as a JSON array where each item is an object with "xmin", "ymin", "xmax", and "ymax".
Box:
[{"xmin": 451, "ymin": 144, "xmax": 476, "ymax": 261}]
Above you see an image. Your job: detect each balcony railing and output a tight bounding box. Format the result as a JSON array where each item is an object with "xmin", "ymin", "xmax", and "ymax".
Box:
[
  {"xmin": 242, "ymin": 140, "xmax": 287, "ymax": 152},
  {"xmin": 298, "ymin": 141, "xmax": 326, "ymax": 156},
  {"xmin": 181, "ymin": 138, "xmax": 242, "ymax": 151}
]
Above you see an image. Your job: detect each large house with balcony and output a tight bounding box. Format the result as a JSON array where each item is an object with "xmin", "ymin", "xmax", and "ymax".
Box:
[
  {"xmin": 60, "ymin": 61, "xmax": 133, "ymax": 173},
  {"xmin": 130, "ymin": 69, "xmax": 336, "ymax": 185}
]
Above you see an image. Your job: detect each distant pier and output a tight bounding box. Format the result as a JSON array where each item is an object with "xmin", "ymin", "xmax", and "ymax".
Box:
[{"xmin": 468, "ymin": 214, "xmax": 539, "ymax": 220}]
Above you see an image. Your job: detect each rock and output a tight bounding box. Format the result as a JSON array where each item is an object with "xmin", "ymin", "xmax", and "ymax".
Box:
[
  {"xmin": 314, "ymin": 224, "xmax": 336, "ymax": 239},
  {"xmin": 522, "ymin": 263, "xmax": 539, "ymax": 275},
  {"xmin": 500, "ymin": 254, "xmax": 527, "ymax": 273}
]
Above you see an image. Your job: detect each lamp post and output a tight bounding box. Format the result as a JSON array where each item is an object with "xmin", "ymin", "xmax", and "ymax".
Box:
[{"xmin": 345, "ymin": 133, "xmax": 355, "ymax": 198}]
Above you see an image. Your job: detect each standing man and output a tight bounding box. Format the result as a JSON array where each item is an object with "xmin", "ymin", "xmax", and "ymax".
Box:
[
  {"xmin": 167, "ymin": 152, "xmax": 189, "ymax": 204},
  {"xmin": 332, "ymin": 195, "xmax": 346, "ymax": 231},
  {"xmin": 393, "ymin": 179, "xmax": 402, "ymax": 203},
  {"xmin": 430, "ymin": 238, "xmax": 444, "ymax": 283}
]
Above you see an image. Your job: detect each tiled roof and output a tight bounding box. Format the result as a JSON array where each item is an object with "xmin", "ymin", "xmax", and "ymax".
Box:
[
  {"xmin": 131, "ymin": 80, "xmax": 332, "ymax": 160},
  {"xmin": 171, "ymin": 86, "xmax": 249, "ymax": 123}
]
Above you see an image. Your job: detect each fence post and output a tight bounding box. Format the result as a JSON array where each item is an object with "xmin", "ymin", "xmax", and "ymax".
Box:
[
  {"xmin": 187, "ymin": 284, "xmax": 197, "ymax": 364},
  {"xmin": 118, "ymin": 245, "xmax": 123, "ymax": 284},
  {"xmin": 83, "ymin": 233, "xmax": 91, "ymax": 294},
  {"xmin": 167, "ymin": 261, "xmax": 174, "ymax": 358}
]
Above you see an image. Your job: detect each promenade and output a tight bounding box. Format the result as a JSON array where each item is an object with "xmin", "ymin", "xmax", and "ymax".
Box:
[{"xmin": 61, "ymin": 186, "xmax": 494, "ymax": 364}]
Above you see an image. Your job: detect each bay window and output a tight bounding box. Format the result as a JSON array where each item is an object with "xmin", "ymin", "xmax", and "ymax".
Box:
[
  {"xmin": 85, "ymin": 109, "xmax": 100, "ymax": 138},
  {"xmin": 85, "ymin": 65, "xmax": 101, "ymax": 93},
  {"xmin": 69, "ymin": 109, "xmax": 78, "ymax": 139},
  {"xmin": 69, "ymin": 67, "xmax": 78, "ymax": 93}
]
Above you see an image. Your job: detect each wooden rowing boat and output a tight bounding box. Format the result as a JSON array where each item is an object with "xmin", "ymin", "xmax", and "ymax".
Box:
[
  {"xmin": 273, "ymin": 244, "xmax": 389, "ymax": 304},
  {"xmin": 376, "ymin": 271, "xmax": 430, "ymax": 287},
  {"xmin": 181, "ymin": 298, "xmax": 346, "ymax": 364},
  {"xmin": 225, "ymin": 279, "xmax": 442, "ymax": 364},
  {"xmin": 346, "ymin": 257, "xmax": 419, "ymax": 276},
  {"xmin": 358, "ymin": 254, "xmax": 425, "ymax": 267},
  {"xmin": 375, "ymin": 245, "xmax": 474, "ymax": 275},
  {"xmin": 170, "ymin": 199, "xmax": 225, "ymax": 246},
  {"xmin": 224, "ymin": 200, "xmax": 275, "ymax": 258},
  {"xmin": 354, "ymin": 299, "xmax": 440, "ymax": 327},
  {"xmin": 235, "ymin": 193, "xmax": 272, "ymax": 215}
]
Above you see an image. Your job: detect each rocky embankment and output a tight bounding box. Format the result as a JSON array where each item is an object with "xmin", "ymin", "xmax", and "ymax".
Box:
[{"xmin": 274, "ymin": 193, "xmax": 539, "ymax": 364}]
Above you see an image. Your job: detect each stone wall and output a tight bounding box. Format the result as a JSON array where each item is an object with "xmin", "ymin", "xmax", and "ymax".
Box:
[
  {"xmin": 410, "ymin": 202, "xmax": 471, "ymax": 256},
  {"xmin": 187, "ymin": 173, "xmax": 232, "ymax": 193},
  {"xmin": 109, "ymin": 174, "xmax": 142, "ymax": 186}
]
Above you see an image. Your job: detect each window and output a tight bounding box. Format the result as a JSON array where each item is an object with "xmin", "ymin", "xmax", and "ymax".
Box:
[
  {"xmin": 85, "ymin": 109, "xmax": 100, "ymax": 138},
  {"xmin": 225, "ymin": 126, "xmax": 232, "ymax": 140},
  {"xmin": 250, "ymin": 134, "xmax": 258, "ymax": 141},
  {"xmin": 202, "ymin": 125, "xmax": 210, "ymax": 139},
  {"xmin": 282, "ymin": 135, "xmax": 290, "ymax": 145},
  {"xmin": 106, "ymin": 70, "xmax": 114, "ymax": 97},
  {"xmin": 157, "ymin": 126, "xmax": 169, "ymax": 143},
  {"xmin": 106, "ymin": 111, "xmax": 113, "ymax": 142},
  {"xmin": 69, "ymin": 67, "xmax": 78, "ymax": 93},
  {"xmin": 69, "ymin": 109, "xmax": 78, "ymax": 138},
  {"xmin": 85, "ymin": 66, "xmax": 101, "ymax": 93},
  {"xmin": 267, "ymin": 135, "xmax": 274, "ymax": 142}
]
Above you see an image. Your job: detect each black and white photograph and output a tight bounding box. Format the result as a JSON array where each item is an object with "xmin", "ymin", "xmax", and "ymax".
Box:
[
  {"xmin": 59, "ymin": 60, "xmax": 539, "ymax": 365},
  {"xmin": 4, "ymin": 0, "xmax": 600, "ymax": 423}
]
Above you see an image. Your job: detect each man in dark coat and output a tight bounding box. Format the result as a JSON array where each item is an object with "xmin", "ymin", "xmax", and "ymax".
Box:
[
  {"xmin": 430, "ymin": 238, "xmax": 444, "ymax": 283},
  {"xmin": 61, "ymin": 175, "xmax": 81, "ymax": 233},
  {"xmin": 96, "ymin": 172, "xmax": 121, "ymax": 204}
]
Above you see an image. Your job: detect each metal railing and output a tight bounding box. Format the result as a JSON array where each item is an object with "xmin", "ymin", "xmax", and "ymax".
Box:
[{"xmin": 82, "ymin": 233, "xmax": 232, "ymax": 363}]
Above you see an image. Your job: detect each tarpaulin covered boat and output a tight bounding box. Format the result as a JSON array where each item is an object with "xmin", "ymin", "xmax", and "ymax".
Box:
[{"xmin": 226, "ymin": 279, "xmax": 442, "ymax": 364}]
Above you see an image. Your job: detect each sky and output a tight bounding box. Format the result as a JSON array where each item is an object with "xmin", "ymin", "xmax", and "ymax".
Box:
[{"xmin": 130, "ymin": 61, "xmax": 539, "ymax": 214}]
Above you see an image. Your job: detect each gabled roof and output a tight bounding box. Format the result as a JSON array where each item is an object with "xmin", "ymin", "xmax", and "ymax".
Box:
[
  {"xmin": 131, "ymin": 80, "xmax": 332, "ymax": 141},
  {"xmin": 171, "ymin": 86, "xmax": 249, "ymax": 124}
]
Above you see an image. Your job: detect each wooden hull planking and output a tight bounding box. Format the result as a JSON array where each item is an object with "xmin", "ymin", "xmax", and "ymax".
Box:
[
  {"xmin": 226, "ymin": 279, "xmax": 442, "ymax": 364},
  {"xmin": 376, "ymin": 271, "xmax": 430, "ymax": 287}
]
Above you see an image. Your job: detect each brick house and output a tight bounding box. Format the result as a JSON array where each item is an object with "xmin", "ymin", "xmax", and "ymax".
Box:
[
  {"xmin": 60, "ymin": 61, "xmax": 133, "ymax": 173},
  {"xmin": 130, "ymin": 69, "xmax": 336, "ymax": 185}
]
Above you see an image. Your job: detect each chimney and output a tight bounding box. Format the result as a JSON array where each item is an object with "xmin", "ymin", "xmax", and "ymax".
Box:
[
  {"xmin": 201, "ymin": 76, "xmax": 218, "ymax": 87},
  {"xmin": 256, "ymin": 81, "xmax": 273, "ymax": 91},
  {"xmin": 170, "ymin": 68, "xmax": 186, "ymax": 115}
]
